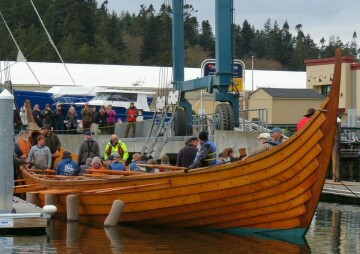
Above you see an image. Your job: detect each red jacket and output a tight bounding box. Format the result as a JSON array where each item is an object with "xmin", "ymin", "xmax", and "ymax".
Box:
[{"xmin": 126, "ymin": 107, "xmax": 138, "ymax": 122}]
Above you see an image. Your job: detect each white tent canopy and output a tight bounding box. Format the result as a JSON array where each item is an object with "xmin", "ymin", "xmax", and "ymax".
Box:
[{"xmin": 0, "ymin": 61, "xmax": 306, "ymax": 91}]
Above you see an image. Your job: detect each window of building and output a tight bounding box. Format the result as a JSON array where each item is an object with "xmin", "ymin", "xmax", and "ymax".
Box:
[{"xmin": 321, "ymin": 85, "xmax": 331, "ymax": 97}]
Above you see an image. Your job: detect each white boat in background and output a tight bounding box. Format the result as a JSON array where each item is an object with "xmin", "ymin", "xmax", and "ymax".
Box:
[{"xmin": 75, "ymin": 88, "xmax": 156, "ymax": 121}]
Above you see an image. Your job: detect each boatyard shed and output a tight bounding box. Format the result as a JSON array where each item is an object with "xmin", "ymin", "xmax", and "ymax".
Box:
[{"xmin": 248, "ymin": 88, "xmax": 324, "ymax": 125}]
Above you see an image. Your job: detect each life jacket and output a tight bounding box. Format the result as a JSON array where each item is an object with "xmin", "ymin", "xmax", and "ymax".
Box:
[
  {"xmin": 127, "ymin": 108, "xmax": 138, "ymax": 122},
  {"xmin": 200, "ymin": 141, "xmax": 217, "ymax": 166},
  {"xmin": 106, "ymin": 141, "xmax": 124, "ymax": 158}
]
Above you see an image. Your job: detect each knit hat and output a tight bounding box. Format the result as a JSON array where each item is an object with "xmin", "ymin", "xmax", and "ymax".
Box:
[
  {"xmin": 161, "ymin": 154, "xmax": 169, "ymax": 164},
  {"xmin": 84, "ymin": 131, "xmax": 92, "ymax": 136},
  {"xmin": 62, "ymin": 151, "xmax": 71, "ymax": 159},
  {"xmin": 91, "ymin": 156, "xmax": 102, "ymax": 169},
  {"xmin": 85, "ymin": 158, "xmax": 93, "ymax": 164}
]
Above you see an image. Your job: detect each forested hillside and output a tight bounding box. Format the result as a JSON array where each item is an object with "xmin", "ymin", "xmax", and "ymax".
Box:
[{"xmin": 0, "ymin": 0, "xmax": 358, "ymax": 71}]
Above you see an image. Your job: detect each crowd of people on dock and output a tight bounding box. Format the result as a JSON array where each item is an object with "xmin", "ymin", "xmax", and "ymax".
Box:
[{"xmin": 17, "ymin": 101, "xmax": 139, "ymax": 135}]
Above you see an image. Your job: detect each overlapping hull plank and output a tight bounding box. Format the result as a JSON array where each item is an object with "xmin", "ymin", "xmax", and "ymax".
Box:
[{"xmin": 20, "ymin": 49, "xmax": 343, "ymax": 238}]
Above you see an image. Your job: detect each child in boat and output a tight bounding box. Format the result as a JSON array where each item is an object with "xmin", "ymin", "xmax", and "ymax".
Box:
[
  {"xmin": 90, "ymin": 156, "xmax": 106, "ymax": 170},
  {"xmin": 78, "ymin": 158, "xmax": 92, "ymax": 175},
  {"xmin": 56, "ymin": 151, "xmax": 79, "ymax": 176},
  {"xmin": 107, "ymin": 154, "xmax": 125, "ymax": 171},
  {"xmin": 217, "ymin": 147, "xmax": 237, "ymax": 164}
]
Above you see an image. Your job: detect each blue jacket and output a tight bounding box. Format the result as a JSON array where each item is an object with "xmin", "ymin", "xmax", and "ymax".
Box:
[
  {"xmin": 108, "ymin": 162, "xmax": 125, "ymax": 171},
  {"xmin": 189, "ymin": 140, "xmax": 216, "ymax": 169},
  {"xmin": 56, "ymin": 158, "xmax": 79, "ymax": 176}
]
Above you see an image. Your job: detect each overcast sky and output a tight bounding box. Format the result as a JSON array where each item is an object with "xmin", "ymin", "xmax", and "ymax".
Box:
[{"xmin": 105, "ymin": 0, "xmax": 359, "ymax": 45}]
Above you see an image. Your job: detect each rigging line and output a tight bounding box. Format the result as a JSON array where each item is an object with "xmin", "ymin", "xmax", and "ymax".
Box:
[
  {"xmin": 330, "ymin": 171, "xmax": 360, "ymax": 202},
  {"xmin": 0, "ymin": 9, "xmax": 41, "ymax": 85},
  {"xmin": 29, "ymin": 0, "xmax": 77, "ymax": 86}
]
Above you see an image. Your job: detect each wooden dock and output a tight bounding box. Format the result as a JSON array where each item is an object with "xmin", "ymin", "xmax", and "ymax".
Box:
[
  {"xmin": 0, "ymin": 197, "xmax": 50, "ymax": 234},
  {"xmin": 322, "ymin": 180, "xmax": 360, "ymax": 205}
]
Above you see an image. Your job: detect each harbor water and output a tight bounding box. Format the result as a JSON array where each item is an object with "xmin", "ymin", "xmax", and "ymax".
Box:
[{"xmin": 0, "ymin": 202, "xmax": 359, "ymax": 253}]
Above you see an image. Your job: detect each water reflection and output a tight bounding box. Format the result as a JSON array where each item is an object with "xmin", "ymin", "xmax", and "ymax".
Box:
[{"xmin": 0, "ymin": 202, "xmax": 359, "ymax": 254}]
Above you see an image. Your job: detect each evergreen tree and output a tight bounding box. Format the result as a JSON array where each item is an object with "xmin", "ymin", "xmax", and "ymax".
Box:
[{"xmin": 199, "ymin": 20, "xmax": 215, "ymax": 55}]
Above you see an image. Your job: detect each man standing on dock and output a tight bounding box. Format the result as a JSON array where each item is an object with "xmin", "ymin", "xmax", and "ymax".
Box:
[
  {"xmin": 42, "ymin": 124, "xmax": 61, "ymax": 169},
  {"xmin": 125, "ymin": 102, "xmax": 138, "ymax": 138},
  {"xmin": 77, "ymin": 131, "xmax": 100, "ymax": 166}
]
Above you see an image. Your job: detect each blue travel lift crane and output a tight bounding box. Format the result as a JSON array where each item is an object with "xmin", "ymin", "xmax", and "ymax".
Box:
[{"xmin": 172, "ymin": 0, "xmax": 240, "ymax": 135}]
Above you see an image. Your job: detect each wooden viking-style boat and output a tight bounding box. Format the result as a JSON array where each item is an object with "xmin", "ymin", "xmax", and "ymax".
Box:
[{"xmin": 19, "ymin": 49, "xmax": 343, "ymax": 239}]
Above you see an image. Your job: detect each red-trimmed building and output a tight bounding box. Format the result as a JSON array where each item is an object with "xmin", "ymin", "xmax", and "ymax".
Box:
[{"xmin": 305, "ymin": 56, "xmax": 358, "ymax": 125}]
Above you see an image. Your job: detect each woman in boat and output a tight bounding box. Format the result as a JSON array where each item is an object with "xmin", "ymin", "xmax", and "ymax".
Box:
[
  {"xmin": 217, "ymin": 147, "xmax": 237, "ymax": 164},
  {"xmin": 65, "ymin": 106, "xmax": 78, "ymax": 134},
  {"xmin": 90, "ymin": 156, "xmax": 106, "ymax": 170}
]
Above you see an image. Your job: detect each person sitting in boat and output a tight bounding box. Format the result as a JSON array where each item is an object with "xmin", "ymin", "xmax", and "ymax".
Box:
[
  {"xmin": 27, "ymin": 135, "xmax": 51, "ymax": 170},
  {"xmin": 159, "ymin": 154, "xmax": 171, "ymax": 172},
  {"xmin": 128, "ymin": 153, "xmax": 141, "ymax": 171},
  {"xmin": 217, "ymin": 147, "xmax": 237, "ymax": 164},
  {"xmin": 90, "ymin": 156, "xmax": 105, "ymax": 170},
  {"xmin": 133, "ymin": 154, "xmax": 149, "ymax": 172},
  {"xmin": 107, "ymin": 153, "xmax": 125, "ymax": 171},
  {"xmin": 269, "ymin": 127, "xmax": 288, "ymax": 145},
  {"xmin": 296, "ymin": 108, "xmax": 316, "ymax": 131},
  {"xmin": 103, "ymin": 134, "xmax": 129, "ymax": 166},
  {"xmin": 146, "ymin": 159, "xmax": 160, "ymax": 173},
  {"xmin": 187, "ymin": 131, "xmax": 217, "ymax": 171},
  {"xmin": 125, "ymin": 102, "xmax": 138, "ymax": 138},
  {"xmin": 176, "ymin": 136, "xmax": 199, "ymax": 168},
  {"xmin": 78, "ymin": 158, "xmax": 93, "ymax": 175},
  {"xmin": 241, "ymin": 133, "xmax": 277, "ymax": 161},
  {"xmin": 56, "ymin": 151, "xmax": 79, "ymax": 176},
  {"xmin": 77, "ymin": 131, "xmax": 100, "ymax": 166}
]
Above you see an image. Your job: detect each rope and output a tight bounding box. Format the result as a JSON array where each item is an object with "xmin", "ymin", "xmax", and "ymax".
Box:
[
  {"xmin": 0, "ymin": 9, "xmax": 41, "ymax": 85},
  {"xmin": 329, "ymin": 171, "xmax": 360, "ymax": 201},
  {"xmin": 29, "ymin": 0, "xmax": 77, "ymax": 86}
]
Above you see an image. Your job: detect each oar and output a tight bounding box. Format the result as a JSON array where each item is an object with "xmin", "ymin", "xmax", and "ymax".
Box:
[
  {"xmin": 136, "ymin": 164, "xmax": 186, "ymax": 171},
  {"xmin": 85, "ymin": 169, "xmax": 145, "ymax": 175},
  {"xmin": 27, "ymin": 168, "xmax": 55, "ymax": 174}
]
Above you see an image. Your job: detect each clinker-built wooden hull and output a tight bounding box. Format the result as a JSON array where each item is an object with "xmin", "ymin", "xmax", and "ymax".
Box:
[{"xmin": 20, "ymin": 49, "xmax": 343, "ymax": 239}]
